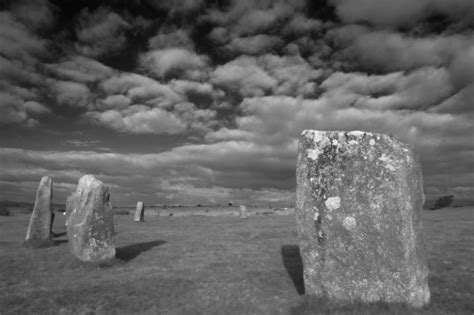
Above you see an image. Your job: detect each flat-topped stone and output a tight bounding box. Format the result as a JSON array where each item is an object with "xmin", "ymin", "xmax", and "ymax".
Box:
[
  {"xmin": 67, "ymin": 175, "xmax": 115, "ymax": 263},
  {"xmin": 134, "ymin": 201, "xmax": 145, "ymax": 222},
  {"xmin": 295, "ymin": 130, "xmax": 430, "ymax": 307},
  {"xmin": 239, "ymin": 205, "xmax": 247, "ymax": 219},
  {"xmin": 24, "ymin": 176, "xmax": 55, "ymax": 248}
]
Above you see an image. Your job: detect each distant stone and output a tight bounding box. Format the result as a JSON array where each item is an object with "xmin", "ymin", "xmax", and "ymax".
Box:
[
  {"xmin": 239, "ymin": 205, "xmax": 247, "ymax": 219},
  {"xmin": 295, "ymin": 130, "xmax": 430, "ymax": 308},
  {"xmin": 134, "ymin": 201, "xmax": 145, "ymax": 222},
  {"xmin": 67, "ymin": 175, "xmax": 115, "ymax": 263},
  {"xmin": 65, "ymin": 192, "xmax": 79, "ymax": 226},
  {"xmin": 24, "ymin": 176, "xmax": 55, "ymax": 248}
]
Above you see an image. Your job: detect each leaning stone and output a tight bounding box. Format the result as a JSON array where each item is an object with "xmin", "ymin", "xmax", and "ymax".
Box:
[
  {"xmin": 24, "ymin": 176, "xmax": 55, "ymax": 248},
  {"xmin": 134, "ymin": 201, "xmax": 145, "ymax": 222},
  {"xmin": 65, "ymin": 192, "xmax": 79, "ymax": 226},
  {"xmin": 239, "ymin": 205, "xmax": 247, "ymax": 219},
  {"xmin": 67, "ymin": 175, "xmax": 115, "ymax": 263},
  {"xmin": 295, "ymin": 130, "xmax": 430, "ymax": 308}
]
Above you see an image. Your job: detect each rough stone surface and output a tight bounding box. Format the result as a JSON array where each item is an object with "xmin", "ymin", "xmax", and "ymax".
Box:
[
  {"xmin": 65, "ymin": 192, "xmax": 79, "ymax": 226},
  {"xmin": 239, "ymin": 205, "xmax": 247, "ymax": 218},
  {"xmin": 134, "ymin": 201, "xmax": 145, "ymax": 222},
  {"xmin": 67, "ymin": 175, "xmax": 115, "ymax": 263},
  {"xmin": 295, "ymin": 130, "xmax": 430, "ymax": 308},
  {"xmin": 25, "ymin": 176, "xmax": 54, "ymax": 247}
]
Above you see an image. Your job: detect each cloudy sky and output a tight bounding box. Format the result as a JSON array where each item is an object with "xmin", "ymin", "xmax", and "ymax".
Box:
[{"xmin": 1, "ymin": 0, "xmax": 473, "ymax": 206}]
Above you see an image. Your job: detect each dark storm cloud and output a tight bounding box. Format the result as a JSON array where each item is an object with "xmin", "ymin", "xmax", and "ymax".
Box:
[{"xmin": 1, "ymin": 0, "xmax": 474, "ymax": 205}]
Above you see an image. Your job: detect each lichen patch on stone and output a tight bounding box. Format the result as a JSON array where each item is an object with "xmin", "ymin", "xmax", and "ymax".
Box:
[
  {"xmin": 343, "ymin": 216, "xmax": 356, "ymax": 230},
  {"xmin": 307, "ymin": 148, "xmax": 321, "ymax": 161},
  {"xmin": 369, "ymin": 139, "xmax": 375, "ymax": 146},
  {"xmin": 325, "ymin": 196, "xmax": 341, "ymax": 211},
  {"xmin": 313, "ymin": 211, "xmax": 320, "ymax": 221},
  {"xmin": 348, "ymin": 130, "xmax": 365, "ymax": 137}
]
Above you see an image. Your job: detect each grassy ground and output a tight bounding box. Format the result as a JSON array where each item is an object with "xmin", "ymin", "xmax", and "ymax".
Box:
[{"xmin": 0, "ymin": 207, "xmax": 472, "ymax": 314}]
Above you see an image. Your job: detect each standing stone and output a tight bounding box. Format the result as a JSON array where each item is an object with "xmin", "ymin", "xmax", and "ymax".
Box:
[
  {"xmin": 239, "ymin": 205, "xmax": 247, "ymax": 219},
  {"xmin": 25, "ymin": 176, "xmax": 55, "ymax": 247},
  {"xmin": 67, "ymin": 175, "xmax": 115, "ymax": 263},
  {"xmin": 295, "ymin": 130, "xmax": 430, "ymax": 308},
  {"xmin": 134, "ymin": 201, "xmax": 145, "ymax": 222},
  {"xmin": 65, "ymin": 192, "xmax": 79, "ymax": 226}
]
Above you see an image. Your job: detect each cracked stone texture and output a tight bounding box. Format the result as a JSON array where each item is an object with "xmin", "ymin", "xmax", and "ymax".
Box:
[
  {"xmin": 67, "ymin": 175, "xmax": 115, "ymax": 263},
  {"xmin": 25, "ymin": 176, "xmax": 54, "ymax": 247},
  {"xmin": 134, "ymin": 201, "xmax": 145, "ymax": 222},
  {"xmin": 295, "ymin": 130, "xmax": 430, "ymax": 308}
]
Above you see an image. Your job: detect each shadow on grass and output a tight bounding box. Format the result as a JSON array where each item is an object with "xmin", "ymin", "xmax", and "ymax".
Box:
[
  {"xmin": 116, "ymin": 240, "xmax": 166, "ymax": 262},
  {"xmin": 290, "ymin": 296, "xmax": 420, "ymax": 315},
  {"xmin": 281, "ymin": 244, "xmax": 305, "ymax": 295}
]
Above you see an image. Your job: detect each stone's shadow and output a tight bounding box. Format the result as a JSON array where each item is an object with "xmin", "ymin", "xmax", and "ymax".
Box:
[
  {"xmin": 52, "ymin": 231, "xmax": 67, "ymax": 238},
  {"xmin": 116, "ymin": 240, "xmax": 166, "ymax": 262},
  {"xmin": 281, "ymin": 244, "xmax": 305, "ymax": 295}
]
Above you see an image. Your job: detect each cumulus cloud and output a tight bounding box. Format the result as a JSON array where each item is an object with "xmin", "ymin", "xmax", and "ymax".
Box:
[
  {"xmin": 75, "ymin": 7, "xmax": 131, "ymax": 57},
  {"xmin": 100, "ymin": 73, "xmax": 183, "ymax": 106},
  {"xmin": 321, "ymin": 67, "xmax": 454, "ymax": 110},
  {"xmin": 148, "ymin": 29, "xmax": 195, "ymax": 50},
  {"xmin": 11, "ymin": 0, "xmax": 56, "ymax": 31},
  {"xmin": 330, "ymin": 0, "xmax": 474, "ymax": 28},
  {"xmin": 205, "ymin": 0, "xmax": 305, "ymax": 37},
  {"xmin": 52, "ymin": 81, "xmax": 91, "ymax": 108},
  {"xmin": 0, "ymin": 12, "xmax": 48, "ymax": 63},
  {"xmin": 259, "ymin": 54, "xmax": 323, "ymax": 96},
  {"xmin": 139, "ymin": 48, "xmax": 209, "ymax": 80},
  {"xmin": 0, "ymin": 92, "xmax": 49, "ymax": 126},
  {"xmin": 87, "ymin": 106, "xmax": 188, "ymax": 135},
  {"xmin": 211, "ymin": 56, "xmax": 277, "ymax": 97},
  {"xmin": 224, "ymin": 34, "xmax": 284, "ymax": 55},
  {"xmin": 147, "ymin": 0, "xmax": 204, "ymax": 16},
  {"xmin": 44, "ymin": 55, "xmax": 115, "ymax": 83},
  {"xmin": 329, "ymin": 26, "xmax": 473, "ymax": 72}
]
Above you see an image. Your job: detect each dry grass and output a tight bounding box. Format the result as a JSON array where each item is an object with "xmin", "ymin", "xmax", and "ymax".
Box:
[{"xmin": 0, "ymin": 207, "xmax": 472, "ymax": 314}]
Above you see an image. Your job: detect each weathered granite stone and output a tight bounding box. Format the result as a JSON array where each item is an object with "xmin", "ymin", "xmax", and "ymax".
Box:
[
  {"xmin": 24, "ymin": 176, "xmax": 55, "ymax": 247},
  {"xmin": 239, "ymin": 205, "xmax": 247, "ymax": 219},
  {"xmin": 134, "ymin": 201, "xmax": 145, "ymax": 222},
  {"xmin": 295, "ymin": 130, "xmax": 430, "ymax": 308},
  {"xmin": 67, "ymin": 175, "xmax": 115, "ymax": 263},
  {"xmin": 65, "ymin": 192, "xmax": 79, "ymax": 226}
]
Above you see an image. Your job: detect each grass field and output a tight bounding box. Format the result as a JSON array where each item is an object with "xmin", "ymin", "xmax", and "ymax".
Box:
[{"xmin": 0, "ymin": 207, "xmax": 472, "ymax": 314}]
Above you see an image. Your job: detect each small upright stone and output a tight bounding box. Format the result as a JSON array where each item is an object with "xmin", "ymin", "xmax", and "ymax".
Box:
[
  {"xmin": 134, "ymin": 201, "xmax": 145, "ymax": 222},
  {"xmin": 25, "ymin": 176, "xmax": 55, "ymax": 247},
  {"xmin": 239, "ymin": 205, "xmax": 247, "ymax": 219},
  {"xmin": 65, "ymin": 192, "xmax": 79, "ymax": 226},
  {"xmin": 295, "ymin": 130, "xmax": 430, "ymax": 308},
  {"xmin": 67, "ymin": 175, "xmax": 115, "ymax": 263}
]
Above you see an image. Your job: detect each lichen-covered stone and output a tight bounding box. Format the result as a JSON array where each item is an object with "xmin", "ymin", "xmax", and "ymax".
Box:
[
  {"xmin": 239, "ymin": 205, "xmax": 247, "ymax": 219},
  {"xmin": 65, "ymin": 192, "xmax": 79, "ymax": 226},
  {"xmin": 134, "ymin": 201, "xmax": 145, "ymax": 222},
  {"xmin": 295, "ymin": 130, "xmax": 430, "ymax": 308},
  {"xmin": 25, "ymin": 176, "xmax": 54, "ymax": 247},
  {"xmin": 67, "ymin": 175, "xmax": 115, "ymax": 263}
]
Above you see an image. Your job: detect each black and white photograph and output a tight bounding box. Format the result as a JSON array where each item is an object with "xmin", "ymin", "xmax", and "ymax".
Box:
[{"xmin": 0, "ymin": 0, "xmax": 473, "ymax": 313}]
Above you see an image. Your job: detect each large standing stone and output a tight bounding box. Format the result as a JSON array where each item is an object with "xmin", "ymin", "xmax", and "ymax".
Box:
[
  {"xmin": 134, "ymin": 201, "xmax": 145, "ymax": 222},
  {"xmin": 295, "ymin": 130, "xmax": 430, "ymax": 307},
  {"xmin": 65, "ymin": 192, "xmax": 79, "ymax": 226},
  {"xmin": 67, "ymin": 175, "xmax": 115, "ymax": 263},
  {"xmin": 239, "ymin": 205, "xmax": 247, "ymax": 219},
  {"xmin": 25, "ymin": 176, "xmax": 54, "ymax": 247}
]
